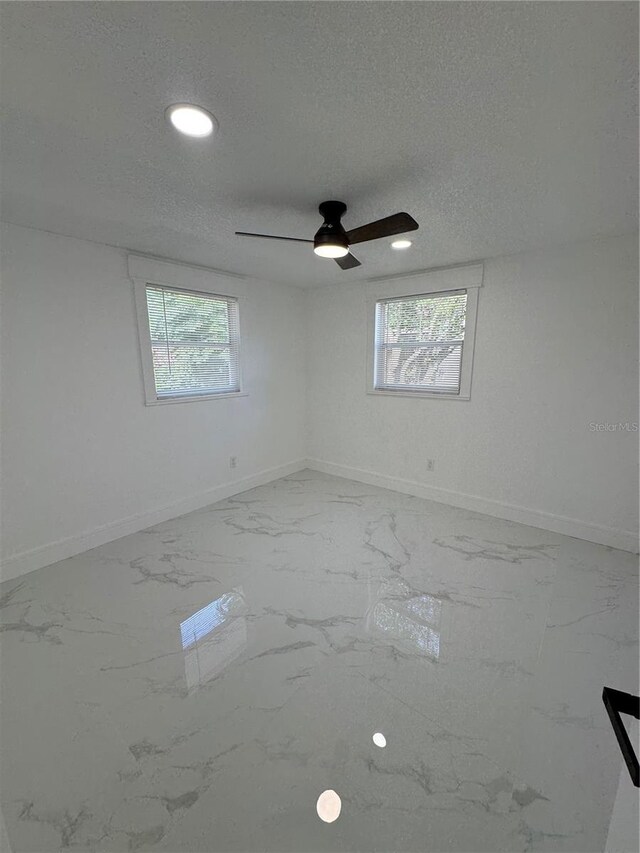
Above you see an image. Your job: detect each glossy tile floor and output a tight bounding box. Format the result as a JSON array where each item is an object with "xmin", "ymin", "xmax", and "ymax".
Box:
[{"xmin": 1, "ymin": 471, "xmax": 638, "ymax": 853}]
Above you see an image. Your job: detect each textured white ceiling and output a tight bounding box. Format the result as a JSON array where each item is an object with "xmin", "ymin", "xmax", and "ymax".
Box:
[{"xmin": 1, "ymin": 1, "xmax": 637, "ymax": 287}]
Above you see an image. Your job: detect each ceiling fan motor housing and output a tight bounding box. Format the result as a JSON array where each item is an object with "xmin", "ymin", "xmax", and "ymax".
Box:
[{"xmin": 314, "ymin": 200, "xmax": 349, "ymax": 252}]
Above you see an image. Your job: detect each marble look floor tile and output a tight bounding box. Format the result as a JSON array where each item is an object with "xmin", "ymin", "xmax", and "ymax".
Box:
[
  {"xmin": 1, "ymin": 470, "xmax": 637, "ymax": 852},
  {"xmin": 155, "ymin": 667, "xmax": 535, "ymax": 853}
]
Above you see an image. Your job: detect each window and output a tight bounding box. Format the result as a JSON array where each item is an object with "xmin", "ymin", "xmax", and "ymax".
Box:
[
  {"xmin": 374, "ymin": 290, "xmax": 467, "ymax": 394},
  {"xmin": 368, "ymin": 264, "xmax": 482, "ymax": 400},
  {"xmin": 138, "ymin": 284, "xmax": 241, "ymax": 403},
  {"xmin": 144, "ymin": 285, "xmax": 241, "ymax": 401},
  {"xmin": 129, "ymin": 254, "xmax": 246, "ymax": 405}
]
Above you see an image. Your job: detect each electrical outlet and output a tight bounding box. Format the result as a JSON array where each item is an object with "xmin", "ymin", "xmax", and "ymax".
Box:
[
  {"xmin": 230, "ymin": 456, "xmax": 238, "ymax": 469},
  {"xmin": 426, "ymin": 459, "xmax": 435, "ymax": 471}
]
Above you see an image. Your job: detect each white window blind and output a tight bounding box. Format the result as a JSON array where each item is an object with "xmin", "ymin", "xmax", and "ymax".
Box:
[
  {"xmin": 374, "ymin": 290, "xmax": 468, "ymax": 394},
  {"xmin": 145, "ymin": 285, "xmax": 241, "ymax": 399}
]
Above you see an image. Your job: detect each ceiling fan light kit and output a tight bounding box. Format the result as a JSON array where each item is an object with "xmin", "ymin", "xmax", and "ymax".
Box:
[
  {"xmin": 236, "ymin": 201, "xmax": 418, "ymax": 271},
  {"xmin": 313, "ymin": 240, "xmax": 349, "ymax": 259}
]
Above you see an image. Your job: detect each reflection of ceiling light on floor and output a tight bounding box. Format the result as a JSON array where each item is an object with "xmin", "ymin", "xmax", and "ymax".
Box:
[
  {"xmin": 316, "ymin": 789, "xmax": 341, "ymax": 823},
  {"xmin": 372, "ymin": 732, "xmax": 387, "ymax": 748}
]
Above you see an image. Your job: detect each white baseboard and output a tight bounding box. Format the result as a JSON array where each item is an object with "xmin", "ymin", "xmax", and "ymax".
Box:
[
  {"xmin": 3, "ymin": 456, "xmax": 637, "ymax": 582},
  {"xmin": 0, "ymin": 460, "xmax": 308, "ymax": 583},
  {"xmin": 305, "ymin": 458, "xmax": 639, "ymax": 554}
]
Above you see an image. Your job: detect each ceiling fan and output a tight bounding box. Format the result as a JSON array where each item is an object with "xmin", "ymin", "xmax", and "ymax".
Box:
[{"xmin": 235, "ymin": 201, "xmax": 419, "ymax": 270}]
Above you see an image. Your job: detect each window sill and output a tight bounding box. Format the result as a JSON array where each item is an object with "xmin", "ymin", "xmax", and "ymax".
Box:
[
  {"xmin": 367, "ymin": 389, "xmax": 470, "ymax": 401},
  {"xmin": 146, "ymin": 391, "xmax": 248, "ymax": 406}
]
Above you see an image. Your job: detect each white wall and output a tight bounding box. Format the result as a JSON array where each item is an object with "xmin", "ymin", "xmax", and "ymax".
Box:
[
  {"xmin": 306, "ymin": 234, "xmax": 639, "ymax": 551},
  {"xmin": 2, "ymin": 226, "xmax": 637, "ymax": 580},
  {"xmin": 0, "ymin": 223, "xmax": 307, "ymax": 580}
]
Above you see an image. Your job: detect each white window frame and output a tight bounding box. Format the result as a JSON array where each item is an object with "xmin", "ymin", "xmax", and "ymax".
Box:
[
  {"xmin": 129, "ymin": 254, "xmax": 248, "ymax": 406},
  {"xmin": 366, "ymin": 263, "xmax": 483, "ymax": 401}
]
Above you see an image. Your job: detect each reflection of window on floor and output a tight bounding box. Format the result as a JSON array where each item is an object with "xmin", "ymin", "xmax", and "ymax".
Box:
[
  {"xmin": 404, "ymin": 594, "xmax": 441, "ymax": 626},
  {"xmin": 368, "ymin": 582, "xmax": 442, "ymax": 660},
  {"xmin": 180, "ymin": 590, "xmax": 243, "ymax": 649},
  {"xmin": 180, "ymin": 588, "xmax": 247, "ymax": 690}
]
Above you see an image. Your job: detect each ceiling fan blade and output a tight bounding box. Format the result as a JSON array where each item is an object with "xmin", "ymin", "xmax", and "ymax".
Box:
[
  {"xmin": 235, "ymin": 231, "xmax": 313, "ymax": 244},
  {"xmin": 335, "ymin": 252, "xmax": 361, "ymax": 270},
  {"xmin": 346, "ymin": 212, "xmax": 419, "ymax": 245}
]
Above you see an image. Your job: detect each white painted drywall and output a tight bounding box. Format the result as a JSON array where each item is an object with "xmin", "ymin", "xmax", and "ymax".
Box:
[
  {"xmin": 0, "ymin": 223, "xmax": 307, "ymax": 579},
  {"xmin": 306, "ymin": 234, "xmax": 639, "ymax": 550},
  {"xmin": 2, "ymin": 225, "xmax": 638, "ymax": 578}
]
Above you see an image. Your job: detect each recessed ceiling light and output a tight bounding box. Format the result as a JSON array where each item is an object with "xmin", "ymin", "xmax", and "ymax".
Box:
[
  {"xmin": 316, "ymin": 790, "xmax": 342, "ymax": 823},
  {"xmin": 165, "ymin": 104, "xmax": 217, "ymax": 138},
  {"xmin": 372, "ymin": 732, "xmax": 387, "ymax": 748},
  {"xmin": 391, "ymin": 239, "xmax": 412, "ymax": 250}
]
